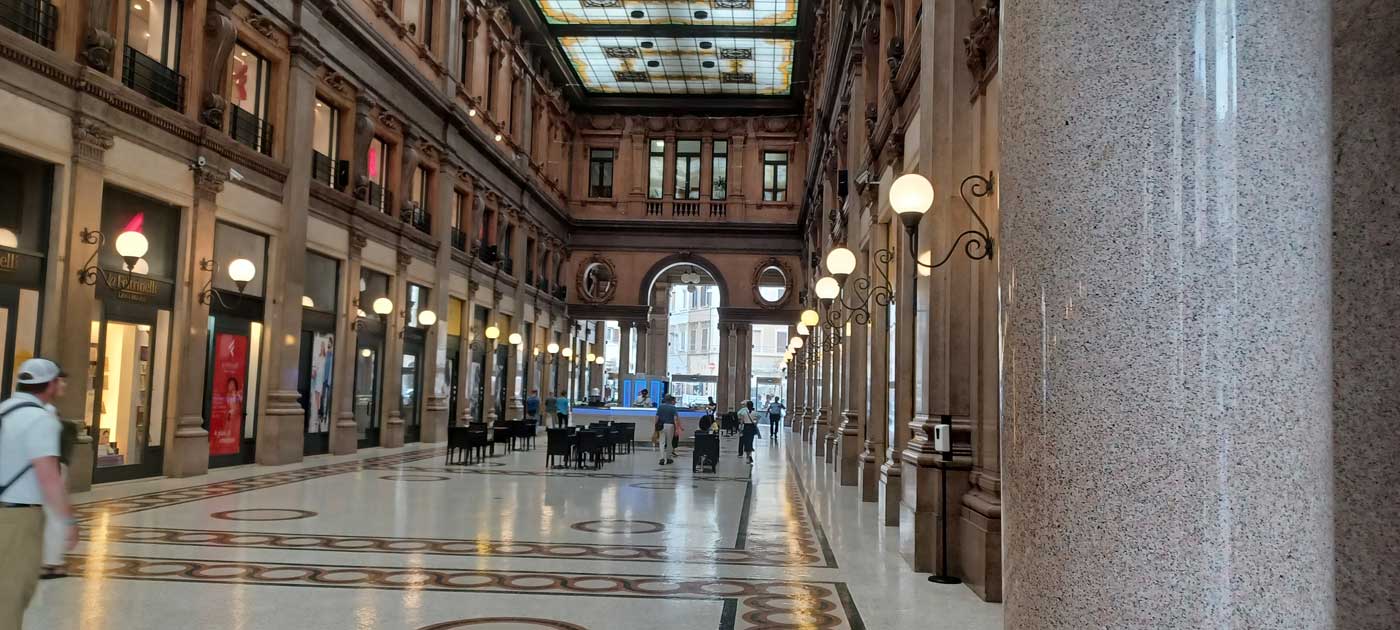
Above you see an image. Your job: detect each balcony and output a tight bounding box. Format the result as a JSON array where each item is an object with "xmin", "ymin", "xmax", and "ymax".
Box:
[
  {"xmin": 672, "ymin": 201, "xmax": 702, "ymax": 217},
  {"xmin": 122, "ymin": 47, "xmax": 185, "ymax": 111},
  {"xmin": 365, "ymin": 181, "xmax": 392, "ymax": 214},
  {"xmin": 401, "ymin": 204, "xmax": 431, "ymax": 234},
  {"xmin": 501, "ymin": 257, "xmax": 513, "ymax": 275},
  {"xmin": 229, "ymin": 107, "xmax": 273, "ymax": 156},
  {"xmin": 451, "ymin": 228, "xmax": 467, "ymax": 252},
  {"xmin": 479, "ymin": 244, "xmax": 499, "ymax": 264},
  {"xmin": 1, "ymin": 0, "xmax": 57, "ymax": 48},
  {"xmin": 525, "ymin": 269, "xmax": 534, "ymax": 285},
  {"xmin": 551, "ymin": 286, "xmax": 566, "ymax": 300},
  {"xmin": 312, "ymin": 152, "xmax": 349, "ymax": 191}
]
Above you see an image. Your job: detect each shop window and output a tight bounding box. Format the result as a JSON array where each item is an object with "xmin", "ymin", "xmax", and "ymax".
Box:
[
  {"xmin": 302, "ymin": 251, "xmax": 339, "ymax": 314},
  {"xmin": 229, "ymin": 43, "xmax": 273, "ymax": 155},
  {"xmin": 647, "ymin": 139, "xmax": 665, "ymax": 199},
  {"xmin": 312, "ymin": 98, "xmax": 342, "ymax": 188},
  {"xmin": 711, "ymin": 140, "xmax": 728, "ymax": 200},
  {"xmin": 674, "ymin": 140, "xmax": 701, "ymax": 200},
  {"xmin": 588, "ymin": 148, "xmax": 614, "ymax": 198},
  {"xmin": 762, "ymin": 151, "xmax": 788, "ymax": 202}
]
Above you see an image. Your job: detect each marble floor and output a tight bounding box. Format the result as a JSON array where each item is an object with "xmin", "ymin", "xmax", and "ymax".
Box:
[{"xmin": 26, "ymin": 430, "xmax": 1003, "ymax": 630}]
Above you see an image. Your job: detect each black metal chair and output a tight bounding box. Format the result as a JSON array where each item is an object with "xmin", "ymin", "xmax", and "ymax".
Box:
[
  {"xmin": 491, "ymin": 422, "xmax": 514, "ymax": 453},
  {"xmin": 515, "ymin": 420, "xmax": 537, "ymax": 450},
  {"xmin": 466, "ymin": 428, "xmax": 490, "ymax": 463},
  {"xmin": 575, "ymin": 430, "xmax": 603, "ymax": 470},
  {"xmin": 615, "ymin": 422, "xmax": 635, "ymax": 454},
  {"xmin": 447, "ymin": 426, "xmax": 470, "ymax": 464},
  {"xmin": 546, "ymin": 428, "xmax": 572, "ymax": 468}
]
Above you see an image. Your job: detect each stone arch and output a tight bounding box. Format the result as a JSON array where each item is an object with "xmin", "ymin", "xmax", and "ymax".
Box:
[{"xmin": 635, "ymin": 253, "xmax": 731, "ymax": 306}]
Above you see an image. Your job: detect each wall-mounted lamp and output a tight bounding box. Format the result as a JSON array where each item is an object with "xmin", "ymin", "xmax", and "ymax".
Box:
[
  {"xmin": 76, "ymin": 228, "xmax": 148, "ymax": 285},
  {"xmin": 796, "ymin": 322, "xmax": 810, "ymax": 336},
  {"xmin": 484, "ymin": 324, "xmax": 501, "ymax": 340},
  {"xmin": 595, "ymin": 355, "xmax": 605, "ymax": 365},
  {"xmin": 892, "ymin": 173, "xmax": 995, "ymax": 269},
  {"xmin": 398, "ymin": 307, "xmax": 437, "ymax": 337},
  {"xmin": 354, "ymin": 296, "xmax": 394, "ymax": 331},
  {"xmin": 198, "ymin": 257, "xmax": 257, "ymax": 307},
  {"xmin": 561, "ymin": 347, "xmax": 573, "ymax": 359},
  {"xmin": 508, "ymin": 332, "xmax": 523, "ymax": 346},
  {"xmin": 546, "ymin": 342, "xmax": 560, "ymax": 354}
]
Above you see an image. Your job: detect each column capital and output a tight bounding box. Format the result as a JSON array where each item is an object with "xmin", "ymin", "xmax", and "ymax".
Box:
[
  {"xmin": 71, "ymin": 116, "xmax": 114, "ymax": 166},
  {"xmin": 192, "ymin": 162, "xmax": 227, "ymax": 199}
]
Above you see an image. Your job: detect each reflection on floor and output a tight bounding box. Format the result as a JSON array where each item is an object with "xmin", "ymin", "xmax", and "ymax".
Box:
[{"xmin": 28, "ymin": 430, "xmax": 1003, "ymax": 629}]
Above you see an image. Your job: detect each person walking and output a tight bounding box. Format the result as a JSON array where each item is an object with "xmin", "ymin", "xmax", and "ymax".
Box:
[
  {"xmin": 655, "ymin": 394, "xmax": 680, "ymax": 465},
  {"xmin": 0, "ymin": 358, "xmax": 77, "ymax": 629},
  {"xmin": 766, "ymin": 397, "xmax": 785, "ymax": 440},
  {"xmin": 737, "ymin": 400, "xmax": 759, "ymax": 463},
  {"xmin": 525, "ymin": 389, "xmax": 540, "ymax": 422},
  {"xmin": 553, "ymin": 391, "xmax": 570, "ymax": 427}
]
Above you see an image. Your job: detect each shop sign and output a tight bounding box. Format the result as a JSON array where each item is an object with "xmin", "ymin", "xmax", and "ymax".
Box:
[
  {"xmin": 0, "ymin": 248, "xmax": 45, "ymax": 289},
  {"xmin": 97, "ymin": 270, "xmax": 174, "ymax": 306}
]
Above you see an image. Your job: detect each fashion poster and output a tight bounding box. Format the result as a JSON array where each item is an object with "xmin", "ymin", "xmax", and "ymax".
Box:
[
  {"xmin": 209, "ymin": 332, "xmax": 249, "ymax": 455},
  {"xmin": 309, "ymin": 333, "xmax": 334, "ymax": 433}
]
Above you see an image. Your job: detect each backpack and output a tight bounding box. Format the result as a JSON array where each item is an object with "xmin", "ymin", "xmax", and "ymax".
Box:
[{"xmin": 0, "ymin": 402, "xmax": 46, "ymax": 498}]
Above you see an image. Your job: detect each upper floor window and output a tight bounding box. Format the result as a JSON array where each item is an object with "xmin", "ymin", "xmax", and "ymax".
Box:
[
  {"xmin": 647, "ymin": 139, "xmax": 665, "ymax": 199},
  {"xmin": 401, "ymin": 0, "xmax": 433, "ymax": 49},
  {"xmin": 368, "ymin": 138, "xmax": 390, "ymax": 213},
  {"xmin": 458, "ymin": 17, "xmax": 474, "ymax": 85},
  {"xmin": 229, "ymin": 43, "xmax": 273, "ymax": 155},
  {"xmin": 312, "ymin": 98, "xmax": 340, "ymax": 186},
  {"xmin": 711, "ymin": 140, "xmax": 728, "ymax": 200},
  {"xmin": 762, "ymin": 151, "xmax": 788, "ymax": 202},
  {"xmin": 674, "ymin": 140, "xmax": 701, "ymax": 200},
  {"xmin": 452, "ymin": 191, "xmax": 464, "ymax": 229},
  {"xmin": 486, "ymin": 49, "xmax": 500, "ymax": 109},
  {"xmin": 410, "ymin": 167, "xmax": 428, "ymax": 207},
  {"xmin": 126, "ymin": 0, "xmax": 183, "ymax": 71},
  {"xmin": 588, "ymin": 149, "xmax": 614, "ymax": 198}
]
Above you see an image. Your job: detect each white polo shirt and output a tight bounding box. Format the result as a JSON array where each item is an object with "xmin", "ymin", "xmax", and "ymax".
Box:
[{"xmin": 0, "ymin": 392, "xmax": 60, "ymax": 505}]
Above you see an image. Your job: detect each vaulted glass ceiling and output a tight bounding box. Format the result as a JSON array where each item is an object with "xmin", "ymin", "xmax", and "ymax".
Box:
[{"xmin": 529, "ymin": 0, "xmax": 801, "ymax": 97}]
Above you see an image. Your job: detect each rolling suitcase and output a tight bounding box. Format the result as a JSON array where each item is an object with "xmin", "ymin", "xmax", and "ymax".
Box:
[{"xmin": 692, "ymin": 432, "xmax": 719, "ymax": 473}]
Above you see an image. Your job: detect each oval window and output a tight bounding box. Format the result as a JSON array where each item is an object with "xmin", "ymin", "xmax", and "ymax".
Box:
[{"xmin": 756, "ymin": 265, "xmax": 787, "ymax": 305}]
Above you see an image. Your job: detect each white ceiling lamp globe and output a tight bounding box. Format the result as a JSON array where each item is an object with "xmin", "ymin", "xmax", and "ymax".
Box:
[
  {"xmin": 356, "ymin": 308, "xmax": 367, "ymax": 318},
  {"xmin": 0, "ymin": 228, "xmax": 17, "ymax": 248},
  {"xmin": 417, "ymin": 309, "xmax": 437, "ymax": 327},
  {"xmin": 301, "ymin": 296, "xmax": 315, "ymax": 308},
  {"xmin": 547, "ymin": 342, "xmax": 560, "ymax": 354},
  {"xmin": 508, "ymin": 332, "xmax": 522, "ymax": 345},
  {"xmin": 132, "ymin": 258, "xmax": 150, "ymax": 275},
  {"xmin": 796, "ymin": 322, "xmax": 809, "ymax": 336},
  {"xmin": 372, "ymin": 297, "xmax": 394, "ymax": 316},
  {"xmin": 890, "ymin": 173, "xmax": 934, "ymax": 230},
  {"xmin": 826, "ymin": 247, "xmax": 857, "ymax": 278},
  {"xmin": 595, "ymin": 356, "xmax": 605, "ymax": 365},
  {"xmin": 814, "ymin": 276, "xmax": 841, "ymax": 301},
  {"xmin": 561, "ymin": 347, "xmax": 572, "ymax": 358},
  {"xmin": 790, "ymin": 336, "xmax": 804, "ymax": 349},
  {"xmin": 800, "ymin": 309, "xmax": 820, "ymax": 327},
  {"xmin": 227, "ymin": 257, "xmax": 256, "ymax": 292},
  {"xmin": 484, "ymin": 324, "xmax": 500, "ymax": 340},
  {"xmin": 360, "ymin": 348, "xmax": 372, "ymax": 358},
  {"xmin": 586, "ymin": 352, "xmax": 596, "ymax": 362}
]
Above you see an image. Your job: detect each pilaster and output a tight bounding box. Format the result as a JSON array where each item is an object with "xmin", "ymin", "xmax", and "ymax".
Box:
[{"xmin": 330, "ymin": 233, "xmax": 366, "ymax": 455}]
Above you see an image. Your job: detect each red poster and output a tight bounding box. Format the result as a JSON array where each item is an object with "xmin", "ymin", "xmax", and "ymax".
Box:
[{"xmin": 209, "ymin": 332, "xmax": 250, "ymax": 456}]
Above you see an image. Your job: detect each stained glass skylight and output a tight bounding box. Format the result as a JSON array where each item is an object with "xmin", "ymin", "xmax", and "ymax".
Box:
[
  {"xmin": 537, "ymin": 0, "xmax": 799, "ymax": 26},
  {"xmin": 559, "ymin": 36, "xmax": 794, "ymax": 95}
]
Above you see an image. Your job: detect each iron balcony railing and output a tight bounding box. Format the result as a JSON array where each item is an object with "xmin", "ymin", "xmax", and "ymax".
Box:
[
  {"xmin": 451, "ymin": 228, "xmax": 467, "ymax": 251},
  {"xmin": 311, "ymin": 151, "xmax": 349, "ymax": 190},
  {"xmin": 0, "ymin": 0, "xmax": 57, "ymax": 48},
  {"xmin": 229, "ymin": 107, "xmax": 273, "ymax": 156},
  {"xmin": 401, "ymin": 204, "xmax": 431, "ymax": 234},
  {"xmin": 501, "ymin": 257, "xmax": 513, "ymax": 275},
  {"xmin": 122, "ymin": 46, "xmax": 185, "ymax": 111},
  {"xmin": 479, "ymin": 244, "xmax": 499, "ymax": 264},
  {"xmin": 365, "ymin": 181, "xmax": 391, "ymax": 214}
]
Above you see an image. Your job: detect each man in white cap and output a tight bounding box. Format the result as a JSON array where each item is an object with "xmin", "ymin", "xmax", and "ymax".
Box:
[{"xmin": 0, "ymin": 358, "xmax": 76, "ymax": 628}]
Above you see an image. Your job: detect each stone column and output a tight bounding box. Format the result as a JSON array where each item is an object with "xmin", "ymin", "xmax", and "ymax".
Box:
[
  {"xmin": 839, "ymin": 308, "xmax": 866, "ymax": 486},
  {"xmin": 419, "ymin": 167, "xmax": 456, "ymax": 443},
  {"xmin": 649, "ymin": 283, "xmax": 669, "ymax": 376},
  {"xmin": 825, "ymin": 326, "xmax": 842, "ymax": 463},
  {"xmin": 1333, "ymin": 4, "xmax": 1400, "ymax": 627},
  {"xmin": 813, "ymin": 329, "xmax": 832, "ymax": 457},
  {"xmin": 801, "ymin": 345, "xmax": 817, "ymax": 443},
  {"xmin": 617, "ymin": 320, "xmax": 632, "ymax": 387},
  {"xmin": 861, "ymin": 227, "xmax": 891, "ymax": 501},
  {"xmin": 881, "ymin": 222, "xmax": 915, "ymax": 526},
  {"xmin": 735, "ymin": 324, "xmax": 750, "ymax": 404},
  {"xmin": 330, "ymin": 234, "xmax": 365, "ymax": 454},
  {"xmin": 715, "ymin": 321, "xmax": 730, "ymax": 412},
  {"xmin": 786, "ymin": 326, "xmax": 798, "ymax": 428},
  {"xmin": 378, "ymin": 253, "xmax": 410, "ymax": 447},
  {"xmin": 54, "ymin": 118, "xmax": 114, "ymax": 490},
  {"xmin": 455, "ymin": 280, "xmax": 478, "ymax": 425},
  {"xmin": 481, "ymin": 295, "xmax": 501, "ymax": 424},
  {"xmin": 790, "ymin": 348, "xmax": 804, "ymax": 434},
  {"xmin": 634, "ymin": 322, "xmax": 649, "ymax": 375},
  {"xmin": 503, "ymin": 315, "xmax": 521, "ymax": 421},
  {"xmin": 1000, "ymin": 1, "xmax": 1332, "ymax": 627},
  {"xmin": 588, "ymin": 320, "xmax": 604, "ymax": 394},
  {"xmin": 256, "ymin": 39, "xmax": 320, "ymax": 466}
]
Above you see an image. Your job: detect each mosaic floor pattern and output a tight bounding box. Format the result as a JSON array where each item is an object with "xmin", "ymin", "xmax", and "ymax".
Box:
[{"xmin": 25, "ymin": 431, "xmax": 1003, "ymax": 629}]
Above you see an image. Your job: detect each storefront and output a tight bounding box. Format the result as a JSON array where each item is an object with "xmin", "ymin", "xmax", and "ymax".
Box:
[
  {"xmin": 446, "ymin": 297, "xmax": 463, "ymax": 425},
  {"xmin": 299, "ymin": 251, "xmax": 339, "ymax": 455},
  {"xmin": 468, "ymin": 305, "xmax": 488, "ymax": 423},
  {"xmin": 399, "ymin": 282, "xmax": 431, "ymax": 443},
  {"xmin": 86, "ymin": 185, "xmax": 179, "ymax": 483},
  {"xmin": 0, "ymin": 148, "xmax": 52, "ymax": 393},
  {"xmin": 204, "ymin": 221, "xmax": 268, "ymax": 469},
  {"xmin": 354, "ymin": 268, "xmax": 390, "ymax": 447}
]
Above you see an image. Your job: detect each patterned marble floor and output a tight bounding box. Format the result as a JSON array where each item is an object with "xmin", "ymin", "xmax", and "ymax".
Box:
[{"xmin": 26, "ymin": 431, "xmax": 1003, "ymax": 630}]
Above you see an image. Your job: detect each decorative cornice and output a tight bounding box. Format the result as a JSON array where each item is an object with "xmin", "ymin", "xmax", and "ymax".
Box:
[
  {"xmin": 71, "ymin": 116, "xmax": 115, "ymax": 165},
  {"xmin": 396, "ymin": 251, "xmax": 413, "ymax": 270}
]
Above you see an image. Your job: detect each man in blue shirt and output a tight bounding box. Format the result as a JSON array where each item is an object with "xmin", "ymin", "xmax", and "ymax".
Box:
[
  {"xmin": 655, "ymin": 394, "xmax": 680, "ymax": 465},
  {"xmin": 554, "ymin": 391, "xmax": 570, "ymax": 427},
  {"xmin": 525, "ymin": 389, "xmax": 540, "ymax": 421}
]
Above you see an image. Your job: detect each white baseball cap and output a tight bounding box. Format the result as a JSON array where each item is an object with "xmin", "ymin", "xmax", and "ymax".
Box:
[{"xmin": 16, "ymin": 358, "xmax": 64, "ymax": 385}]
